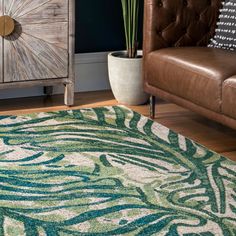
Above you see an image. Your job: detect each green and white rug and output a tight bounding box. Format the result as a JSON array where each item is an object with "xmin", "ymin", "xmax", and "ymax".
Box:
[{"xmin": 0, "ymin": 106, "xmax": 235, "ymax": 235}]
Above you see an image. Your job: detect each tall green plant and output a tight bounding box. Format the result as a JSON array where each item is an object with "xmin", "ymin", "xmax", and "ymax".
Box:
[{"xmin": 121, "ymin": 0, "xmax": 140, "ymax": 58}]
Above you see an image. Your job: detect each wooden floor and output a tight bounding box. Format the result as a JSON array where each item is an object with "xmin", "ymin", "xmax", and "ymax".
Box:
[{"xmin": 0, "ymin": 90, "xmax": 236, "ymax": 161}]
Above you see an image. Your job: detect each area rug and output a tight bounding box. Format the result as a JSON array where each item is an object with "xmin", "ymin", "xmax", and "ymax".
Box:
[{"xmin": 0, "ymin": 106, "xmax": 235, "ymax": 235}]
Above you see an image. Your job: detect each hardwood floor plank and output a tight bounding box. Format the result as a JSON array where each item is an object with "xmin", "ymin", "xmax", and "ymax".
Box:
[
  {"xmin": 0, "ymin": 90, "xmax": 235, "ymax": 161},
  {"xmin": 221, "ymin": 151, "xmax": 236, "ymax": 162}
]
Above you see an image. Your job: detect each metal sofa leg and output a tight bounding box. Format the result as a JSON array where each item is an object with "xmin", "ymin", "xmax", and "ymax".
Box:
[{"xmin": 150, "ymin": 95, "xmax": 156, "ymax": 119}]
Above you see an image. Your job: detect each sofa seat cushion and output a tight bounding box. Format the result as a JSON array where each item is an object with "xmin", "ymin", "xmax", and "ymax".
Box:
[
  {"xmin": 146, "ymin": 47, "xmax": 236, "ymax": 112},
  {"xmin": 222, "ymin": 78, "xmax": 236, "ymax": 119}
]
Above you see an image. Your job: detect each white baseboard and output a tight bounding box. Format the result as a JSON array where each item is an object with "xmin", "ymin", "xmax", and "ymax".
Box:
[
  {"xmin": 74, "ymin": 52, "xmax": 111, "ymax": 92},
  {"xmin": 0, "ymin": 52, "xmax": 111, "ymax": 100}
]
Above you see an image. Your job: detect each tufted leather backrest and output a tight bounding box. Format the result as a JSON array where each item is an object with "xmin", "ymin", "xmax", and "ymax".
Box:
[{"xmin": 143, "ymin": 0, "xmax": 222, "ymax": 54}]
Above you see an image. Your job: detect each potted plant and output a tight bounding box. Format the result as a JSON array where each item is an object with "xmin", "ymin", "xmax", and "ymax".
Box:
[{"xmin": 108, "ymin": 0, "xmax": 148, "ymax": 105}]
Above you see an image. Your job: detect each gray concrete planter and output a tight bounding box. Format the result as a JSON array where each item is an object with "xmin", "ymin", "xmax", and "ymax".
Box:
[{"xmin": 108, "ymin": 51, "xmax": 148, "ymax": 105}]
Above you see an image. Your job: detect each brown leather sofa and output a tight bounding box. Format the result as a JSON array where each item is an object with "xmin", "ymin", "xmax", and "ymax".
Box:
[{"xmin": 143, "ymin": 0, "xmax": 236, "ymax": 130}]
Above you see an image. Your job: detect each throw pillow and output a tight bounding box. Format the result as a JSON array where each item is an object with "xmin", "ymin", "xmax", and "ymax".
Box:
[{"xmin": 208, "ymin": 0, "xmax": 236, "ymax": 51}]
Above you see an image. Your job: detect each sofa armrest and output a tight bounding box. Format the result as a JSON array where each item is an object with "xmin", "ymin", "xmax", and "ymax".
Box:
[{"xmin": 143, "ymin": 0, "xmax": 222, "ymax": 55}]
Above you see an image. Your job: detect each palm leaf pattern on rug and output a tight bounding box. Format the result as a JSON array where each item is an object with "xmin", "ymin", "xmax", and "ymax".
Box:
[{"xmin": 0, "ymin": 106, "xmax": 235, "ymax": 235}]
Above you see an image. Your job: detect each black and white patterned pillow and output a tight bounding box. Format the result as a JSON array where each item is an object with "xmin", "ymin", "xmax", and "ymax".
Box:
[{"xmin": 208, "ymin": 0, "xmax": 236, "ymax": 51}]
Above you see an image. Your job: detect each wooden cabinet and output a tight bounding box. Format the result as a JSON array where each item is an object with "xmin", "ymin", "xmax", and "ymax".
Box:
[{"xmin": 0, "ymin": 0, "xmax": 75, "ymax": 105}]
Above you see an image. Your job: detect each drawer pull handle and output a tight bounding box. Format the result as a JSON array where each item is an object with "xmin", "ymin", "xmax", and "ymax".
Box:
[{"xmin": 0, "ymin": 15, "xmax": 15, "ymax": 37}]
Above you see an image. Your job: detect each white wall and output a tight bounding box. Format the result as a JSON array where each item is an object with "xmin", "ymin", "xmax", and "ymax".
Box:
[{"xmin": 0, "ymin": 52, "xmax": 111, "ymax": 100}]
